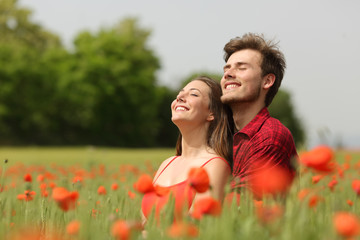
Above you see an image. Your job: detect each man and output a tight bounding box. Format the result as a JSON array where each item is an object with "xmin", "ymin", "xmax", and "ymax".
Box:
[{"xmin": 220, "ymin": 33, "xmax": 298, "ymax": 190}]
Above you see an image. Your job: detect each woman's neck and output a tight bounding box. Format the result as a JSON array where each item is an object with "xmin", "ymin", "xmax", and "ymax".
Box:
[{"xmin": 179, "ymin": 124, "xmax": 212, "ymax": 159}]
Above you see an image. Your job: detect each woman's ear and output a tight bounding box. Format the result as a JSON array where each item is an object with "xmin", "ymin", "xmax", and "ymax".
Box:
[
  {"xmin": 263, "ymin": 73, "xmax": 275, "ymax": 90},
  {"xmin": 207, "ymin": 112, "xmax": 215, "ymax": 121}
]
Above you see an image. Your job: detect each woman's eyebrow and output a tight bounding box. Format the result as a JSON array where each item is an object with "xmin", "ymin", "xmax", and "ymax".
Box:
[{"xmin": 189, "ymin": 88, "xmax": 201, "ymax": 93}]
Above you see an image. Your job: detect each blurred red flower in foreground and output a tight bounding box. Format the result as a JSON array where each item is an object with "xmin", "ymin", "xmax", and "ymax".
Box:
[
  {"xmin": 255, "ymin": 204, "xmax": 284, "ymax": 224},
  {"xmin": 23, "ymin": 173, "xmax": 32, "ymax": 182},
  {"xmin": 248, "ymin": 162, "xmax": 293, "ymax": 199},
  {"xmin": 191, "ymin": 197, "xmax": 221, "ymax": 219},
  {"xmin": 224, "ymin": 192, "xmax": 241, "ymax": 207},
  {"xmin": 299, "ymin": 145, "xmax": 335, "ymax": 172},
  {"xmin": 17, "ymin": 190, "xmax": 36, "ymax": 201},
  {"xmin": 133, "ymin": 174, "xmax": 155, "ymax": 194},
  {"xmin": 97, "ymin": 186, "xmax": 107, "ymax": 195},
  {"xmin": 111, "ymin": 220, "xmax": 142, "ymax": 240},
  {"xmin": 308, "ymin": 194, "xmax": 323, "ymax": 209},
  {"xmin": 328, "ymin": 178, "xmax": 338, "ymax": 192},
  {"xmin": 187, "ymin": 167, "xmax": 210, "ymax": 193},
  {"xmin": 52, "ymin": 187, "xmax": 79, "ymax": 211},
  {"xmin": 333, "ymin": 212, "xmax": 360, "ymax": 238},
  {"xmin": 312, "ymin": 175, "xmax": 323, "ymax": 184},
  {"xmin": 352, "ymin": 179, "xmax": 360, "ymax": 195},
  {"xmin": 66, "ymin": 220, "xmax": 80, "ymax": 235},
  {"xmin": 36, "ymin": 174, "xmax": 44, "ymax": 182},
  {"xmin": 167, "ymin": 221, "xmax": 199, "ymax": 238},
  {"xmin": 111, "ymin": 220, "xmax": 129, "ymax": 240},
  {"xmin": 111, "ymin": 183, "xmax": 119, "ymax": 191},
  {"xmin": 297, "ymin": 188, "xmax": 310, "ymax": 201}
]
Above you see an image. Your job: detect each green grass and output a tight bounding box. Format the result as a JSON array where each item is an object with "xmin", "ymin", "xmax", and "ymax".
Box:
[
  {"xmin": 0, "ymin": 147, "xmax": 359, "ymax": 239},
  {"xmin": 0, "ymin": 146, "xmax": 174, "ymax": 166}
]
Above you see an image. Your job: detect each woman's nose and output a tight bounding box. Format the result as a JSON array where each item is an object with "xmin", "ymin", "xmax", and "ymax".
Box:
[
  {"xmin": 177, "ymin": 96, "xmax": 184, "ymax": 102},
  {"xmin": 176, "ymin": 92, "xmax": 185, "ymax": 102}
]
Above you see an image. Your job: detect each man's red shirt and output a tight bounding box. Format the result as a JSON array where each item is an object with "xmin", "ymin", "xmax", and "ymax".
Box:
[{"xmin": 231, "ymin": 107, "xmax": 298, "ymax": 189}]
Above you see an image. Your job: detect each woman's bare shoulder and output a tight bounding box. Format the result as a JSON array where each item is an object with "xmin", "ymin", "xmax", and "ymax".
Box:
[
  {"xmin": 153, "ymin": 156, "xmax": 177, "ymax": 178},
  {"xmin": 203, "ymin": 154, "xmax": 231, "ymax": 170}
]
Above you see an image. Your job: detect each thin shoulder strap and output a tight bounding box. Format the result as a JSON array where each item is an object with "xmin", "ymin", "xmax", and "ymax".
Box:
[
  {"xmin": 200, "ymin": 157, "xmax": 230, "ymax": 168},
  {"xmin": 153, "ymin": 156, "xmax": 180, "ymax": 183}
]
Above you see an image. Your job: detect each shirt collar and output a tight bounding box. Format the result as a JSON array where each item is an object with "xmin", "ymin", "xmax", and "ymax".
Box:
[{"xmin": 237, "ymin": 107, "xmax": 270, "ymax": 138}]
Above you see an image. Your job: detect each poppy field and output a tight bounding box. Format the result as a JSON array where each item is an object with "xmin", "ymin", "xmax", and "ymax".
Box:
[{"xmin": 0, "ymin": 146, "xmax": 360, "ymax": 240}]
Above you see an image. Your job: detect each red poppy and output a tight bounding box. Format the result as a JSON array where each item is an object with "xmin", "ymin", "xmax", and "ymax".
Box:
[
  {"xmin": 36, "ymin": 174, "xmax": 44, "ymax": 182},
  {"xmin": 111, "ymin": 183, "xmax": 119, "ymax": 191},
  {"xmin": 97, "ymin": 186, "xmax": 107, "ymax": 195},
  {"xmin": 187, "ymin": 167, "xmax": 210, "ymax": 193},
  {"xmin": 111, "ymin": 220, "xmax": 130, "ymax": 240},
  {"xmin": 352, "ymin": 179, "xmax": 360, "ymax": 195},
  {"xmin": 133, "ymin": 174, "xmax": 155, "ymax": 194},
  {"xmin": 17, "ymin": 190, "xmax": 36, "ymax": 201},
  {"xmin": 224, "ymin": 192, "xmax": 241, "ymax": 207},
  {"xmin": 347, "ymin": 199, "xmax": 354, "ymax": 206},
  {"xmin": 311, "ymin": 175, "xmax": 323, "ymax": 184},
  {"xmin": 191, "ymin": 197, "xmax": 221, "ymax": 219},
  {"xmin": 52, "ymin": 187, "xmax": 79, "ymax": 211},
  {"xmin": 299, "ymin": 145, "xmax": 335, "ymax": 172},
  {"xmin": 333, "ymin": 212, "xmax": 359, "ymax": 238},
  {"xmin": 40, "ymin": 183, "xmax": 47, "ymax": 191},
  {"xmin": 24, "ymin": 173, "xmax": 32, "ymax": 182},
  {"xmin": 308, "ymin": 194, "xmax": 322, "ymax": 208},
  {"xmin": 127, "ymin": 191, "xmax": 136, "ymax": 199},
  {"xmin": 255, "ymin": 204, "xmax": 284, "ymax": 224},
  {"xmin": 154, "ymin": 185, "xmax": 171, "ymax": 196},
  {"xmin": 167, "ymin": 221, "xmax": 199, "ymax": 238},
  {"xmin": 41, "ymin": 190, "xmax": 49, "ymax": 197},
  {"xmin": 72, "ymin": 176, "xmax": 83, "ymax": 184},
  {"xmin": 328, "ymin": 178, "xmax": 338, "ymax": 192},
  {"xmin": 66, "ymin": 220, "xmax": 80, "ymax": 235},
  {"xmin": 248, "ymin": 162, "xmax": 293, "ymax": 199}
]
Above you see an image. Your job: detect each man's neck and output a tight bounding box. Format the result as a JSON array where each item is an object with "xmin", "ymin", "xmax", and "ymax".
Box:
[{"xmin": 231, "ymin": 102, "xmax": 265, "ymax": 131}]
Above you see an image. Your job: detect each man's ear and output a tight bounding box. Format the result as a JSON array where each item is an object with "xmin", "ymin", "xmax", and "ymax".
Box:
[{"xmin": 263, "ymin": 73, "xmax": 275, "ymax": 90}]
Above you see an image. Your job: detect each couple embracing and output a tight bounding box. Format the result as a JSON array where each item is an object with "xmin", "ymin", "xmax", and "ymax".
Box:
[{"xmin": 141, "ymin": 33, "xmax": 298, "ymax": 221}]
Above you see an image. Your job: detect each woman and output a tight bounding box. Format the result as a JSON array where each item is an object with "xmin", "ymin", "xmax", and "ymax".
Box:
[{"xmin": 141, "ymin": 76, "xmax": 234, "ymax": 221}]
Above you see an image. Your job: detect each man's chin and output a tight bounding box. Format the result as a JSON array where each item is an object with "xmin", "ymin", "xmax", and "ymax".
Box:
[{"xmin": 221, "ymin": 95, "xmax": 237, "ymax": 105}]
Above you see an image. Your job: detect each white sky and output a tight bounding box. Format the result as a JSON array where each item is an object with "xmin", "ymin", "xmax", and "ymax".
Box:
[{"xmin": 20, "ymin": 0, "xmax": 360, "ymax": 149}]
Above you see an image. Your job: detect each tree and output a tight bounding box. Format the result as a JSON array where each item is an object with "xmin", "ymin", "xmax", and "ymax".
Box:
[
  {"xmin": 0, "ymin": 0, "xmax": 64, "ymax": 144},
  {"xmin": 63, "ymin": 18, "xmax": 161, "ymax": 146},
  {"xmin": 268, "ymin": 89, "xmax": 305, "ymax": 147},
  {"xmin": 0, "ymin": 0, "xmax": 164, "ymax": 146}
]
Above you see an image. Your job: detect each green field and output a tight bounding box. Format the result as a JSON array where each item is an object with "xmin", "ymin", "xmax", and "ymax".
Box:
[
  {"xmin": 0, "ymin": 147, "xmax": 359, "ymax": 239},
  {"xmin": 0, "ymin": 147, "xmax": 175, "ymax": 166}
]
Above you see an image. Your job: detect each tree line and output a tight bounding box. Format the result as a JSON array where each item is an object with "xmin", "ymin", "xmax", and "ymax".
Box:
[{"xmin": 0, "ymin": 0, "xmax": 305, "ymax": 147}]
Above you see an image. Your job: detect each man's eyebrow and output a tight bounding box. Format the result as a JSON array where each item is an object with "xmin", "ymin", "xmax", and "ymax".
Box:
[{"xmin": 223, "ymin": 61, "xmax": 249, "ymax": 70}]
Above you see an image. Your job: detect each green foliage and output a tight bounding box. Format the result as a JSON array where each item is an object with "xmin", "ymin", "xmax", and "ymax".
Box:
[
  {"xmin": 0, "ymin": 0, "xmax": 177, "ymax": 146},
  {"xmin": 0, "ymin": 0, "xmax": 60, "ymax": 49},
  {"xmin": 60, "ymin": 18, "xmax": 162, "ymax": 146},
  {"xmin": 269, "ymin": 89, "xmax": 306, "ymax": 147}
]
